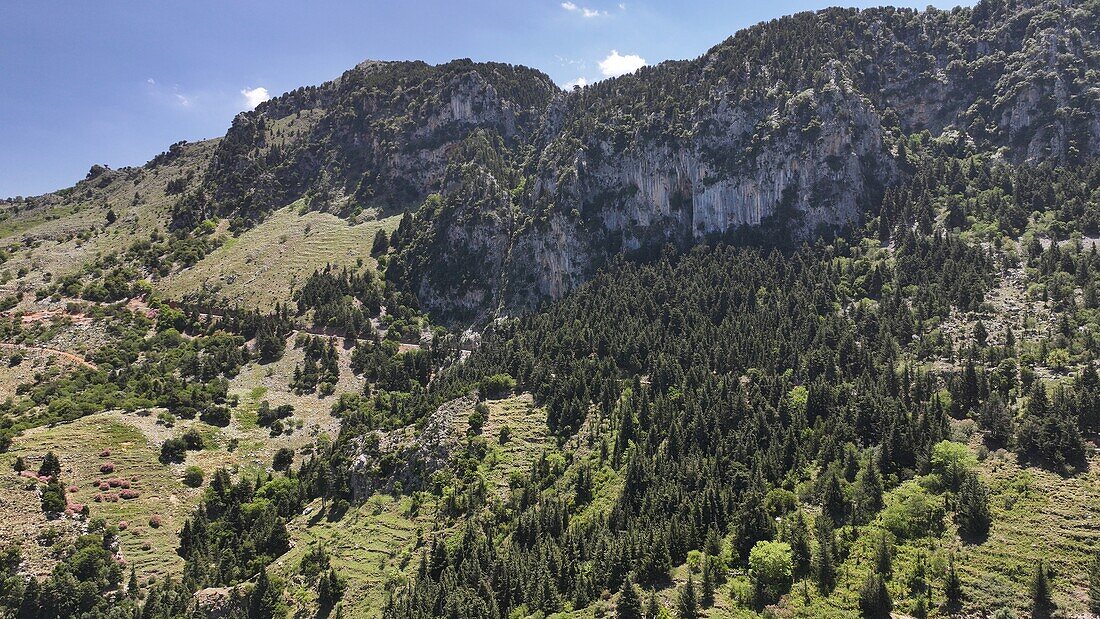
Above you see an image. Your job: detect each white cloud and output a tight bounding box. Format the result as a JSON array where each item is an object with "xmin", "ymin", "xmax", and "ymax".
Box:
[
  {"xmin": 561, "ymin": 1, "xmax": 605, "ymax": 17},
  {"xmin": 564, "ymin": 77, "xmax": 588, "ymax": 89},
  {"xmin": 241, "ymin": 86, "xmax": 271, "ymax": 110},
  {"xmin": 146, "ymin": 78, "xmax": 156, "ymax": 85},
  {"xmin": 174, "ymin": 93, "xmax": 192, "ymax": 108},
  {"xmin": 598, "ymin": 50, "xmax": 646, "ymax": 77}
]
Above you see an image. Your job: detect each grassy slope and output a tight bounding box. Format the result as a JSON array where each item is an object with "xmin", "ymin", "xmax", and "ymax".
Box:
[
  {"xmin": 159, "ymin": 204, "xmax": 400, "ymax": 312},
  {"xmin": 0, "ymin": 332, "xmax": 364, "ymax": 583},
  {"xmin": 0, "ymin": 140, "xmax": 217, "ymax": 307}
]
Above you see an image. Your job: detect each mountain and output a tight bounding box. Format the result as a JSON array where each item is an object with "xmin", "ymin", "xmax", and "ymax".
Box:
[
  {"xmin": 150, "ymin": 0, "xmax": 1100, "ymax": 321},
  {"xmin": 2, "ymin": 1, "xmax": 1100, "ymax": 618}
]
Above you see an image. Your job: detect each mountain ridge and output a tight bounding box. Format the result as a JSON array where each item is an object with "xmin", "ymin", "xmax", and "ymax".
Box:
[{"xmin": 4, "ymin": 0, "xmax": 1098, "ymax": 324}]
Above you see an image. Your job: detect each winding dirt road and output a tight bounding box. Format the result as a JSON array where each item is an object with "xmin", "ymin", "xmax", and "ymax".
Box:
[{"xmin": 0, "ymin": 342, "xmax": 97, "ymax": 370}]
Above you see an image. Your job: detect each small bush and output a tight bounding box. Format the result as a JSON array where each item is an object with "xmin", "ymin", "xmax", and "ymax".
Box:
[
  {"xmin": 119, "ymin": 489, "xmax": 140, "ymax": 499},
  {"xmin": 100, "ymin": 462, "xmax": 115, "ymax": 474},
  {"xmin": 182, "ymin": 428, "xmax": 204, "ymax": 451},
  {"xmin": 159, "ymin": 438, "xmax": 187, "ymax": 464},
  {"xmin": 149, "ymin": 515, "xmax": 162, "ymax": 528},
  {"xmin": 272, "ymin": 448, "xmax": 294, "ymax": 472},
  {"xmin": 182, "ymin": 466, "xmax": 204, "ymax": 487}
]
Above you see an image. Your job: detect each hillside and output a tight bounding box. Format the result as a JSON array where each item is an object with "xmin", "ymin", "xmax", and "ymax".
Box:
[{"xmin": 0, "ymin": 1, "xmax": 1098, "ymax": 618}]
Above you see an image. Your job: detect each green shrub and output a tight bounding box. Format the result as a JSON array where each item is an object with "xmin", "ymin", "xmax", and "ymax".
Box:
[
  {"xmin": 182, "ymin": 466, "xmax": 204, "ymax": 487},
  {"xmin": 881, "ymin": 482, "xmax": 944, "ymax": 539},
  {"xmin": 479, "ymin": 374, "xmax": 516, "ymax": 400},
  {"xmin": 159, "ymin": 438, "xmax": 187, "ymax": 464}
]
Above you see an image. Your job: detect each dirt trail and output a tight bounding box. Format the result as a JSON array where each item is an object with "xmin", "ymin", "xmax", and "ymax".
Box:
[{"xmin": 0, "ymin": 342, "xmax": 97, "ymax": 370}]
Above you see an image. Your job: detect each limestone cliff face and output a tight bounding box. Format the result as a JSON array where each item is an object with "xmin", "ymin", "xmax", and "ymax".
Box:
[{"xmin": 500, "ymin": 74, "xmax": 892, "ymax": 308}]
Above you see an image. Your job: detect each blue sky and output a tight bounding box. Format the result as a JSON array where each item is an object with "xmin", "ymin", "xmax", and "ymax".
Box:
[{"xmin": 0, "ymin": 0, "xmax": 970, "ymax": 198}]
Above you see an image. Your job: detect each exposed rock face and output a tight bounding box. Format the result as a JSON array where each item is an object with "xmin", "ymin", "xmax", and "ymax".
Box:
[
  {"xmin": 347, "ymin": 395, "xmax": 475, "ymax": 500},
  {"xmin": 494, "ymin": 74, "xmax": 893, "ymax": 309}
]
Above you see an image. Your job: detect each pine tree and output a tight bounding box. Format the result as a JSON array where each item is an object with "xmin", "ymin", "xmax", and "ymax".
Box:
[
  {"xmin": 873, "ymin": 533, "xmax": 892, "ymax": 578},
  {"xmin": 40, "ymin": 478, "xmax": 66, "ymax": 514},
  {"xmin": 854, "ymin": 459, "xmax": 884, "ymax": 524},
  {"xmin": 858, "ymin": 572, "xmax": 892, "ymax": 619},
  {"xmin": 956, "ymin": 471, "xmax": 991, "ymax": 541},
  {"xmin": 786, "ymin": 510, "xmax": 812, "ymax": 578},
  {"xmin": 677, "ymin": 575, "xmax": 699, "ymax": 619},
  {"xmin": 645, "ymin": 591, "xmax": 660, "ymax": 619},
  {"xmin": 944, "ymin": 554, "xmax": 963, "ymax": 609},
  {"xmin": 17, "ymin": 576, "xmax": 39, "ymax": 619},
  {"xmin": 617, "ymin": 573, "xmax": 642, "ymax": 619},
  {"xmin": 317, "ymin": 567, "xmax": 345, "ymax": 610},
  {"xmin": 701, "ymin": 559, "xmax": 716, "ymax": 607},
  {"xmin": 255, "ymin": 323, "xmax": 285, "ymax": 363},
  {"xmin": 979, "ymin": 393, "xmax": 1013, "ymax": 447},
  {"xmin": 911, "ymin": 594, "xmax": 928, "ymax": 619},
  {"xmin": 249, "ymin": 570, "xmax": 285, "ymax": 619},
  {"xmin": 371, "ymin": 228, "xmax": 390, "ymax": 256},
  {"xmin": 38, "ymin": 451, "xmax": 60, "ymax": 478},
  {"xmin": 908, "ymin": 551, "xmax": 928, "ymax": 599},
  {"xmin": 822, "ymin": 470, "xmax": 847, "ymax": 525},
  {"xmin": 815, "ymin": 517, "xmax": 836, "ymax": 593},
  {"xmin": 1030, "ymin": 560, "xmax": 1055, "ymax": 619},
  {"xmin": 128, "ymin": 567, "xmax": 140, "ymax": 598}
]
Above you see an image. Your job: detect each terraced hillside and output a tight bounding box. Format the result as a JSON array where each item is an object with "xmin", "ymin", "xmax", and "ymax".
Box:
[{"xmin": 160, "ymin": 204, "xmax": 400, "ymax": 311}]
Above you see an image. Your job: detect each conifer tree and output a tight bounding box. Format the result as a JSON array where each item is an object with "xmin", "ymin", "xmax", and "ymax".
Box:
[
  {"xmin": 701, "ymin": 559, "xmax": 715, "ymax": 607},
  {"xmin": 1030, "ymin": 560, "xmax": 1055, "ymax": 619},
  {"xmin": 944, "ymin": 554, "xmax": 963, "ymax": 610},
  {"xmin": 873, "ymin": 533, "xmax": 892, "ymax": 578},
  {"xmin": 249, "ymin": 570, "xmax": 285, "ymax": 619},
  {"xmin": 371, "ymin": 228, "xmax": 390, "ymax": 256},
  {"xmin": 677, "ymin": 575, "xmax": 698, "ymax": 619},
  {"xmin": 38, "ymin": 451, "xmax": 60, "ymax": 478},
  {"xmin": 822, "ymin": 470, "xmax": 847, "ymax": 525},
  {"xmin": 815, "ymin": 517, "xmax": 836, "ymax": 593},
  {"xmin": 956, "ymin": 471, "xmax": 991, "ymax": 541},
  {"xmin": 854, "ymin": 459, "xmax": 884, "ymax": 524},
  {"xmin": 786, "ymin": 510, "xmax": 812, "ymax": 579},
  {"xmin": 616, "ymin": 574, "xmax": 642, "ymax": 619},
  {"xmin": 645, "ymin": 591, "xmax": 660, "ymax": 619},
  {"xmin": 858, "ymin": 572, "xmax": 892, "ymax": 619}
]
